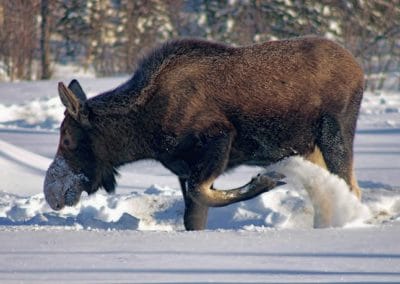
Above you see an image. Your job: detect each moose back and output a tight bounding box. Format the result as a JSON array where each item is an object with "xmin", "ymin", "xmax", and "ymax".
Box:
[{"xmin": 44, "ymin": 37, "xmax": 364, "ymax": 230}]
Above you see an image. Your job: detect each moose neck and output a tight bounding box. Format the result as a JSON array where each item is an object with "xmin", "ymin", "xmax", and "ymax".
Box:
[{"xmin": 87, "ymin": 96, "xmax": 156, "ymax": 168}]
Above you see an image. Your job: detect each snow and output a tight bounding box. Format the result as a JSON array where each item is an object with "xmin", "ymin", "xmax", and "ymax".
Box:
[
  {"xmin": 267, "ymin": 157, "xmax": 372, "ymax": 228},
  {"xmin": 1, "ymin": 226, "xmax": 400, "ymax": 283},
  {"xmin": 0, "ymin": 77, "xmax": 400, "ymax": 282},
  {"xmin": 44, "ymin": 156, "xmax": 89, "ymax": 210}
]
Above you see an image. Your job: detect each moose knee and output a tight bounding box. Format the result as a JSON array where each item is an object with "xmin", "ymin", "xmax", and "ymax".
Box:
[{"xmin": 187, "ymin": 182, "xmax": 218, "ymax": 207}]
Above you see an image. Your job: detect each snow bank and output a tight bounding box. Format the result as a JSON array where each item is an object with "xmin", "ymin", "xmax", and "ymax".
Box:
[
  {"xmin": 0, "ymin": 97, "xmax": 63, "ymax": 129},
  {"xmin": 0, "ymin": 76, "xmax": 128, "ymax": 129},
  {"xmin": 0, "ymin": 186, "xmax": 183, "ymax": 231}
]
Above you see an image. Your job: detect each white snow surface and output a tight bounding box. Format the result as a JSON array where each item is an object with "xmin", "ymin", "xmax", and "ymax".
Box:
[{"xmin": 0, "ymin": 77, "xmax": 400, "ymax": 283}]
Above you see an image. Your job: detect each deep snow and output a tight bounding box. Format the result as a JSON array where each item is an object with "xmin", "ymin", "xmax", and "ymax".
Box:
[{"xmin": 0, "ymin": 77, "xmax": 400, "ymax": 282}]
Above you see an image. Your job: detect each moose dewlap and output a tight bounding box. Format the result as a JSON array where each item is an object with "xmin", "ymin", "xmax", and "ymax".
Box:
[{"xmin": 44, "ymin": 36, "xmax": 364, "ymax": 230}]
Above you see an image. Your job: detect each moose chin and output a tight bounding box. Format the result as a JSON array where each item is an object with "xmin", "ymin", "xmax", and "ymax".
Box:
[{"xmin": 44, "ymin": 36, "xmax": 364, "ymax": 230}]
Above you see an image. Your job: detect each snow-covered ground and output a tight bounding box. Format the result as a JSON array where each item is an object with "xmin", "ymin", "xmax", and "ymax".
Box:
[{"xmin": 0, "ymin": 77, "xmax": 400, "ymax": 283}]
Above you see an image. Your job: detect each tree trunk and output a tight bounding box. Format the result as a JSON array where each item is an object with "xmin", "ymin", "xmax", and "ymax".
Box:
[{"xmin": 40, "ymin": 0, "xmax": 51, "ymax": 79}]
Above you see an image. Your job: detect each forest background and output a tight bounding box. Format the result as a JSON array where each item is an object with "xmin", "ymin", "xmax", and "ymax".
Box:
[{"xmin": 0, "ymin": 0, "xmax": 399, "ymax": 92}]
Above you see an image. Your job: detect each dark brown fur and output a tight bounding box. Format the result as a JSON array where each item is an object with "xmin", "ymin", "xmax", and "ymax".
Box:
[{"xmin": 45, "ymin": 37, "xmax": 364, "ymax": 230}]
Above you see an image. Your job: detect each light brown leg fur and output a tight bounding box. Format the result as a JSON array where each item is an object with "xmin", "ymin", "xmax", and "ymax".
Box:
[
  {"xmin": 305, "ymin": 146, "xmax": 361, "ymax": 200},
  {"xmin": 305, "ymin": 146, "xmax": 328, "ymax": 170},
  {"xmin": 350, "ymin": 162, "xmax": 362, "ymax": 199}
]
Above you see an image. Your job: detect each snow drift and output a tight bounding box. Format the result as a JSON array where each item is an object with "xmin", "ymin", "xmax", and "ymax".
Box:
[{"xmin": 267, "ymin": 157, "xmax": 371, "ymax": 228}]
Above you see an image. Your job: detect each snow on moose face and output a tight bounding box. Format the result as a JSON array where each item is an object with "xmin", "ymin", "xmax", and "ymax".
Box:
[
  {"xmin": 44, "ymin": 115, "xmax": 95, "ymax": 211},
  {"xmin": 44, "ymin": 156, "xmax": 89, "ymax": 210}
]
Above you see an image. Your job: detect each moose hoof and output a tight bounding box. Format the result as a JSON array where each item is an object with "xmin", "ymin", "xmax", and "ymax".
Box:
[{"xmin": 249, "ymin": 171, "xmax": 286, "ymax": 193}]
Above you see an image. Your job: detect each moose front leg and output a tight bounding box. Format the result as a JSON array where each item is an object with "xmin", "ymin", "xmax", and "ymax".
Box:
[
  {"xmin": 179, "ymin": 178, "xmax": 209, "ymax": 230},
  {"xmin": 188, "ymin": 172, "xmax": 285, "ymax": 207},
  {"xmin": 184, "ymin": 133, "xmax": 285, "ymax": 230}
]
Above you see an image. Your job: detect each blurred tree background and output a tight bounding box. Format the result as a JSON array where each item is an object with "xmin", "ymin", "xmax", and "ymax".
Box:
[{"xmin": 0, "ymin": 0, "xmax": 399, "ymax": 91}]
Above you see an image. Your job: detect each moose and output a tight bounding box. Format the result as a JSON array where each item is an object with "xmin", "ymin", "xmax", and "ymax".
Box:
[{"xmin": 44, "ymin": 37, "xmax": 364, "ymax": 230}]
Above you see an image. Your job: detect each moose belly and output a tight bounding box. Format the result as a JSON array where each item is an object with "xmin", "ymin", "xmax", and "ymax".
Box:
[{"xmin": 228, "ymin": 130, "xmax": 315, "ymax": 168}]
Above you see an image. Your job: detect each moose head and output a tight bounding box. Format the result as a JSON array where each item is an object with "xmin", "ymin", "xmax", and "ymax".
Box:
[{"xmin": 44, "ymin": 80, "xmax": 116, "ymax": 210}]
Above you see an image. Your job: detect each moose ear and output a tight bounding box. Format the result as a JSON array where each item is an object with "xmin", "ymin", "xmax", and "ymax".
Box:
[
  {"xmin": 68, "ymin": 79, "xmax": 87, "ymax": 102},
  {"xmin": 58, "ymin": 81, "xmax": 89, "ymax": 126}
]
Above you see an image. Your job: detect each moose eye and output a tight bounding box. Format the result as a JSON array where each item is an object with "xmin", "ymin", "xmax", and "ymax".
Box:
[{"xmin": 63, "ymin": 139, "xmax": 70, "ymax": 146}]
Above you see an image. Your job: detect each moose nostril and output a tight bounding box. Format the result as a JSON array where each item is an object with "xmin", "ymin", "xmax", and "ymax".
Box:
[{"xmin": 54, "ymin": 203, "xmax": 61, "ymax": 210}]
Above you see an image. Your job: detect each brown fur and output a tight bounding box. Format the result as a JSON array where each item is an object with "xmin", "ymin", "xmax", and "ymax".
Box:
[{"xmin": 45, "ymin": 36, "xmax": 364, "ymax": 230}]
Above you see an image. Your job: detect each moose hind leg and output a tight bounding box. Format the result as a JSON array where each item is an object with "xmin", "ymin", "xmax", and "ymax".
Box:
[
  {"xmin": 304, "ymin": 145, "xmax": 364, "ymax": 199},
  {"xmin": 350, "ymin": 165, "xmax": 362, "ymax": 199},
  {"xmin": 305, "ymin": 145, "xmax": 328, "ymax": 170},
  {"xmin": 179, "ymin": 178, "xmax": 209, "ymax": 231},
  {"xmin": 317, "ymin": 115, "xmax": 359, "ymax": 197}
]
